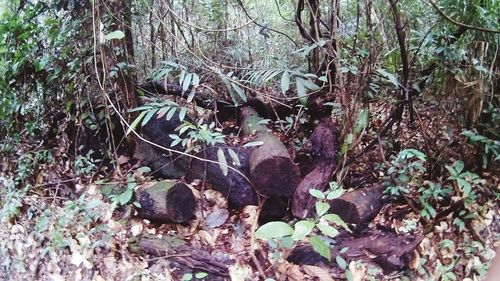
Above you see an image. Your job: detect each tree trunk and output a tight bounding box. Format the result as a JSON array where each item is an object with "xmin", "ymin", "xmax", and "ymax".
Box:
[{"xmin": 240, "ymin": 106, "xmax": 300, "ymax": 197}]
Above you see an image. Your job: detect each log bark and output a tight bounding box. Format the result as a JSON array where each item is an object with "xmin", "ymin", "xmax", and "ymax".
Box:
[
  {"xmin": 136, "ymin": 180, "xmax": 196, "ymax": 223},
  {"xmin": 136, "ymin": 110, "xmax": 257, "ymax": 209},
  {"xmin": 287, "ymin": 229, "xmax": 423, "ymax": 273},
  {"xmin": 188, "ymin": 145, "xmax": 258, "ymax": 209},
  {"xmin": 137, "ymin": 236, "xmax": 230, "ymax": 277},
  {"xmin": 292, "ymin": 118, "xmax": 338, "ymax": 218},
  {"xmin": 240, "ymin": 106, "xmax": 300, "ymax": 197},
  {"xmin": 328, "ymin": 184, "xmax": 385, "ymax": 228}
]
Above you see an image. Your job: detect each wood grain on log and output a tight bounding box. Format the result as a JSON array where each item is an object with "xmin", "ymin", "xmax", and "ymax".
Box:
[
  {"xmin": 328, "ymin": 184, "xmax": 384, "ymax": 227},
  {"xmin": 136, "ymin": 181, "xmax": 195, "ymax": 223},
  {"xmin": 241, "ymin": 106, "xmax": 300, "ymax": 197}
]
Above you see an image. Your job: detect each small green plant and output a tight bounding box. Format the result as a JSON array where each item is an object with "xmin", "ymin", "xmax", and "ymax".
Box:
[
  {"xmin": 462, "ymin": 130, "xmax": 500, "ymax": 169},
  {"xmin": 255, "ymin": 183, "xmax": 350, "ymax": 262},
  {"xmin": 75, "ymin": 149, "xmax": 99, "ymax": 176},
  {"xmin": 383, "ymin": 149, "xmax": 427, "ymax": 197}
]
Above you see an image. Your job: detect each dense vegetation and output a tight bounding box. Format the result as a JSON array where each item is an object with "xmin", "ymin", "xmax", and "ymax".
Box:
[{"xmin": 0, "ymin": 0, "xmax": 498, "ymax": 280}]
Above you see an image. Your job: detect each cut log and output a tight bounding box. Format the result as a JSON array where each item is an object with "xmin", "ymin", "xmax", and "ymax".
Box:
[
  {"xmin": 136, "ymin": 180, "xmax": 196, "ymax": 223},
  {"xmin": 328, "ymin": 184, "xmax": 385, "ymax": 228},
  {"xmin": 188, "ymin": 145, "xmax": 258, "ymax": 209},
  {"xmin": 137, "ymin": 236, "xmax": 231, "ymax": 278},
  {"xmin": 136, "ymin": 111, "xmax": 190, "ymax": 179},
  {"xmin": 240, "ymin": 106, "xmax": 300, "ymax": 197},
  {"xmin": 292, "ymin": 118, "xmax": 338, "ymax": 218},
  {"xmin": 287, "ymin": 229, "xmax": 423, "ymax": 273}
]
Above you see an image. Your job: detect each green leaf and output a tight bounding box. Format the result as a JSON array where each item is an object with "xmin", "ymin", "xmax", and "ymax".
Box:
[
  {"xmin": 309, "ymin": 189, "xmax": 325, "ymax": 199},
  {"xmin": 105, "ymin": 30, "xmax": 125, "ymax": 40},
  {"xmin": 315, "ymin": 202, "xmax": 330, "ymax": 217},
  {"xmin": 255, "ymin": 221, "xmax": 293, "ymax": 240},
  {"xmin": 336, "ymin": 255, "xmax": 348, "ymax": 270},
  {"xmin": 182, "ymin": 73, "xmax": 192, "ymax": 92},
  {"xmin": 454, "ymin": 160, "xmax": 464, "ymax": 174},
  {"xmin": 165, "ymin": 107, "xmax": 177, "ymax": 121},
  {"xmin": 181, "ymin": 273, "xmax": 193, "ymax": 281},
  {"xmin": 309, "ymin": 236, "xmax": 330, "ymax": 261},
  {"xmin": 227, "ymin": 149, "xmax": 241, "ymax": 167},
  {"xmin": 217, "ymin": 148, "xmax": 228, "ymax": 176},
  {"xmin": 191, "ymin": 73, "xmax": 200, "ymax": 86},
  {"xmin": 281, "ymin": 71, "xmax": 290, "ymax": 94},
  {"xmin": 296, "ymin": 77, "xmax": 308, "ymax": 106},
  {"xmin": 322, "ymin": 214, "xmax": 351, "ymax": 232},
  {"xmin": 179, "ymin": 107, "xmax": 188, "ymax": 122},
  {"xmin": 302, "ymin": 79, "xmax": 321, "ymax": 91},
  {"xmin": 316, "ymin": 223, "xmax": 339, "ymax": 238},
  {"xmin": 291, "ymin": 220, "xmax": 315, "ymax": 240},
  {"xmin": 126, "ymin": 110, "xmax": 147, "ymax": 135},
  {"xmin": 326, "ymin": 189, "xmax": 343, "ymax": 200},
  {"xmin": 354, "ymin": 108, "xmax": 369, "ymax": 134},
  {"xmin": 376, "ymin": 68, "xmax": 399, "ymax": 88},
  {"xmin": 119, "ymin": 189, "xmax": 133, "ymax": 205},
  {"xmin": 231, "ymin": 83, "xmax": 247, "ymax": 102},
  {"xmin": 195, "ymin": 272, "xmax": 208, "ymax": 279},
  {"xmin": 243, "ymin": 141, "xmax": 264, "ymax": 147},
  {"xmin": 141, "ymin": 109, "xmax": 157, "ymax": 126}
]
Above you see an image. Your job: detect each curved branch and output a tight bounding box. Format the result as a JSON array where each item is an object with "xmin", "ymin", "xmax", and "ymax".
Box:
[{"xmin": 428, "ymin": 0, "xmax": 500, "ymax": 33}]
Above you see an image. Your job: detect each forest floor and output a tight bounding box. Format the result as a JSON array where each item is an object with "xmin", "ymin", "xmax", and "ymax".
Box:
[{"xmin": 0, "ymin": 95, "xmax": 498, "ymax": 281}]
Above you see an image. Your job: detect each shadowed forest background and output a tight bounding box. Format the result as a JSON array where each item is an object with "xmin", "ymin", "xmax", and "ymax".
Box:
[{"xmin": 0, "ymin": 0, "xmax": 499, "ymax": 280}]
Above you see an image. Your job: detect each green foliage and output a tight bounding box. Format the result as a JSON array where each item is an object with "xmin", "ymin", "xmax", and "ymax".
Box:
[
  {"xmin": 462, "ymin": 130, "xmax": 500, "ymax": 169},
  {"xmin": 256, "ymin": 183, "xmax": 350, "ymax": 262},
  {"xmin": 383, "ymin": 149, "xmax": 427, "ymax": 197}
]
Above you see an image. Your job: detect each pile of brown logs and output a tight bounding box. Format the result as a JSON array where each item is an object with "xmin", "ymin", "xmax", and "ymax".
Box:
[{"xmin": 132, "ymin": 81, "xmax": 422, "ymax": 274}]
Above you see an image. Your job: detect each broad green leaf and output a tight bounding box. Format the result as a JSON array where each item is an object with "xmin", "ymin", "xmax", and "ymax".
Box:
[
  {"xmin": 291, "ymin": 220, "xmax": 315, "ymax": 240},
  {"xmin": 105, "ymin": 30, "xmax": 125, "ymax": 40},
  {"xmin": 191, "ymin": 73, "xmax": 200, "ymax": 86},
  {"xmin": 354, "ymin": 108, "xmax": 369, "ymax": 134},
  {"xmin": 217, "ymin": 148, "xmax": 228, "ymax": 176},
  {"xmin": 165, "ymin": 107, "xmax": 177, "ymax": 121},
  {"xmin": 322, "ymin": 214, "xmax": 351, "ymax": 232},
  {"xmin": 376, "ymin": 68, "xmax": 399, "ymax": 88},
  {"xmin": 315, "ymin": 202, "xmax": 330, "ymax": 217},
  {"xmin": 316, "ymin": 223, "xmax": 339, "ymax": 238},
  {"xmin": 281, "ymin": 71, "xmax": 290, "ymax": 94},
  {"xmin": 255, "ymin": 221, "xmax": 293, "ymax": 240},
  {"xmin": 309, "ymin": 189, "xmax": 325, "ymax": 199},
  {"xmin": 227, "ymin": 149, "xmax": 241, "ymax": 166},
  {"xmin": 179, "ymin": 107, "xmax": 188, "ymax": 122},
  {"xmin": 181, "ymin": 273, "xmax": 193, "ymax": 281},
  {"xmin": 141, "ymin": 109, "xmax": 157, "ymax": 126},
  {"xmin": 296, "ymin": 77, "xmax": 308, "ymax": 106},
  {"xmin": 182, "ymin": 73, "xmax": 192, "ymax": 92},
  {"xmin": 454, "ymin": 160, "xmax": 464, "ymax": 174},
  {"xmin": 302, "ymin": 79, "xmax": 321, "ymax": 91},
  {"xmin": 187, "ymin": 90, "xmax": 195, "ymax": 103},
  {"xmin": 309, "ymin": 236, "xmax": 330, "ymax": 261},
  {"xmin": 195, "ymin": 272, "xmax": 208, "ymax": 279},
  {"xmin": 179, "ymin": 69, "xmax": 186, "ymax": 86},
  {"xmin": 119, "ymin": 189, "xmax": 133, "ymax": 205},
  {"xmin": 126, "ymin": 110, "xmax": 147, "ymax": 135},
  {"xmin": 445, "ymin": 165, "xmax": 458, "ymax": 177},
  {"xmin": 326, "ymin": 189, "xmax": 343, "ymax": 200},
  {"xmin": 231, "ymin": 83, "xmax": 247, "ymax": 102},
  {"xmin": 336, "ymin": 255, "xmax": 348, "ymax": 270}
]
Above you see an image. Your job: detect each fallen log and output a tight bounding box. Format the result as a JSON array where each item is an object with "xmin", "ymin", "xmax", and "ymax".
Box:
[
  {"xmin": 188, "ymin": 145, "xmax": 259, "ymax": 209},
  {"xmin": 328, "ymin": 184, "xmax": 385, "ymax": 228},
  {"xmin": 137, "ymin": 236, "xmax": 231, "ymax": 278},
  {"xmin": 136, "ymin": 110, "xmax": 258, "ymax": 209},
  {"xmin": 292, "ymin": 118, "xmax": 338, "ymax": 218},
  {"xmin": 287, "ymin": 229, "xmax": 423, "ymax": 273},
  {"xmin": 240, "ymin": 106, "xmax": 300, "ymax": 197},
  {"xmin": 135, "ymin": 180, "xmax": 196, "ymax": 223}
]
